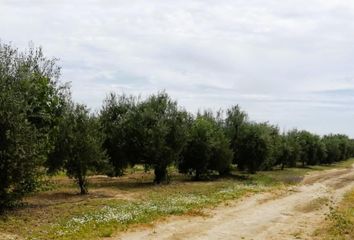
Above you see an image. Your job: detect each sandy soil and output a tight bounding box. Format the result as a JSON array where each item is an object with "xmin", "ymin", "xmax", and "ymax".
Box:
[{"xmin": 116, "ymin": 165, "xmax": 354, "ymax": 240}]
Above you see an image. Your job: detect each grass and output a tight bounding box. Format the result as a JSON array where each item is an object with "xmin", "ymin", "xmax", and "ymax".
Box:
[
  {"xmin": 309, "ymin": 158, "xmax": 354, "ymax": 170},
  {"xmin": 1, "ymin": 159, "xmax": 353, "ymax": 240},
  {"xmin": 0, "ymin": 177, "xmax": 271, "ymax": 240},
  {"xmin": 39, "ymin": 184, "xmax": 261, "ymax": 239},
  {"xmin": 315, "ymin": 188, "xmax": 354, "ymax": 240}
]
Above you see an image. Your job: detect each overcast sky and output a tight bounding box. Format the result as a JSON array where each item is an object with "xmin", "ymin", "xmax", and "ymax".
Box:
[{"xmin": 1, "ymin": 0, "xmax": 354, "ymax": 136}]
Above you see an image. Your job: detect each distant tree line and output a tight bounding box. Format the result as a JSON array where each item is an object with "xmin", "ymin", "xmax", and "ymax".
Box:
[{"xmin": 1, "ymin": 43, "xmax": 354, "ymax": 212}]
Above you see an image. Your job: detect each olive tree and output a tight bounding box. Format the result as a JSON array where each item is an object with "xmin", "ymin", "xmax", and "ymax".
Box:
[
  {"xmin": 276, "ymin": 131, "xmax": 301, "ymax": 169},
  {"xmin": 0, "ymin": 42, "xmax": 68, "ymax": 210},
  {"xmin": 100, "ymin": 93, "xmax": 140, "ymax": 176},
  {"xmin": 0, "ymin": 89, "xmax": 44, "ymax": 211},
  {"xmin": 322, "ymin": 134, "xmax": 353, "ymax": 164},
  {"xmin": 136, "ymin": 92, "xmax": 189, "ymax": 183},
  {"xmin": 236, "ymin": 123, "xmax": 279, "ymax": 173},
  {"xmin": 51, "ymin": 104, "xmax": 107, "ymax": 194},
  {"xmin": 179, "ymin": 115, "xmax": 233, "ymax": 179},
  {"xmin": 294, "ymin": 131, "xmax": 324, "ymax": 167},
  {"xmin": 224, "ymin": 105, "xmax": 248, "ymax": 165}
]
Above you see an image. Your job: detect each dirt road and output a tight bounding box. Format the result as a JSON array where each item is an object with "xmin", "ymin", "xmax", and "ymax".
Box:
[{"xmin": 117, "ymin": 165, "xmax": 354, "ymax": 240}]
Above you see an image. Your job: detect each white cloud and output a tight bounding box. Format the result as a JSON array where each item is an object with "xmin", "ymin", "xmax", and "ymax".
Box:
[{"xmin": 1, "ymin": 0, "xmax": 354, "ymax": 136}]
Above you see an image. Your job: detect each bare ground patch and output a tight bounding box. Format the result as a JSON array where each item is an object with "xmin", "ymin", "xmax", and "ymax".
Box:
[{"xmin": 116, "ymin": 164, "xmax": 354, "ymax": 240}]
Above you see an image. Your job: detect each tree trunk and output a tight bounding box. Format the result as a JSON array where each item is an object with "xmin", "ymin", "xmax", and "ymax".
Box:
[
  {"xmin": 78, "ymin": 176, "xmax": 88, "ymax": 194},
  {"xmin": 195, "ymin": 169, "xmax": 200, "ymax": 181},
  {"xmin": 154, "ymin": 166, "xmax": 169, "ymax": 184}
]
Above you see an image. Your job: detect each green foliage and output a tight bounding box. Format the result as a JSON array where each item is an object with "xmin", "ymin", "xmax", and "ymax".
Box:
[
  {"xmin": 236, "ymin": 122, "xmax": 280, "ymax": 173},
  {"xmin": 2, "ymin": 40, "xmax": 354, "ymax": 212},
  {"xmin": 322, "ymin": 134, "xmax": 354, "ymax": 164},
  {"xmin": 0, "ymin": 42, "xmax": 68, "ymax": 211},
  {"xmin": 179, "ymin": 114, "xmax": 233, "ymax": 179},
  {"xmin": 276, "ymin": 132, "xmax": 300, "ymax": 169},
  {"xmin": 225, "ymin": 105, "xmax": 248, "ymax": 165},
  {"xmin": 179, "ymin": 117, "xmax": 213, "ymax": 179},
  {"xmin": 100, "ymin": 93, "xmax": 140, "ymax": 176},
  {"xmin": 100, "ymin": 92, "xmax": 189, "ymax": 183},
  {"xmin": 0, "ymin": 88, "xmax": 44, "ymax": 211},
  {"xmin": 209, "ymin": 126, "xmax": 234, "ymax": 175},
  {"xmin": 136, "ymin": 92, "xmax": 189, "ymax": 183},
  {"xmin": 273, "ymin": 131, "xmax": 354, "ymax": 168},
  {"xmin": 295, "ymin": 130, "xmax": 323, "ymax": 166},
  {"xmin": 58, "ymin": 104, "xmax": 108, "ymax": 194}
]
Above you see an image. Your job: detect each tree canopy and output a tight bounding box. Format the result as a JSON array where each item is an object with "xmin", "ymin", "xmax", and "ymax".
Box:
[{"xmin": 1, "ymin": 41, "xmax": 354, "ymax": 211}]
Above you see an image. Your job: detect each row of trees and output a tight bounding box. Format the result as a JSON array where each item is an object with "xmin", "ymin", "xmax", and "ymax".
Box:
[
  {"xmin": 1, "ymin": 43, "xmax": 354, "ymax": 212},
  {"xmin": 101, "ymin": 97, "xmax": 354, "ymax": 178}
]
